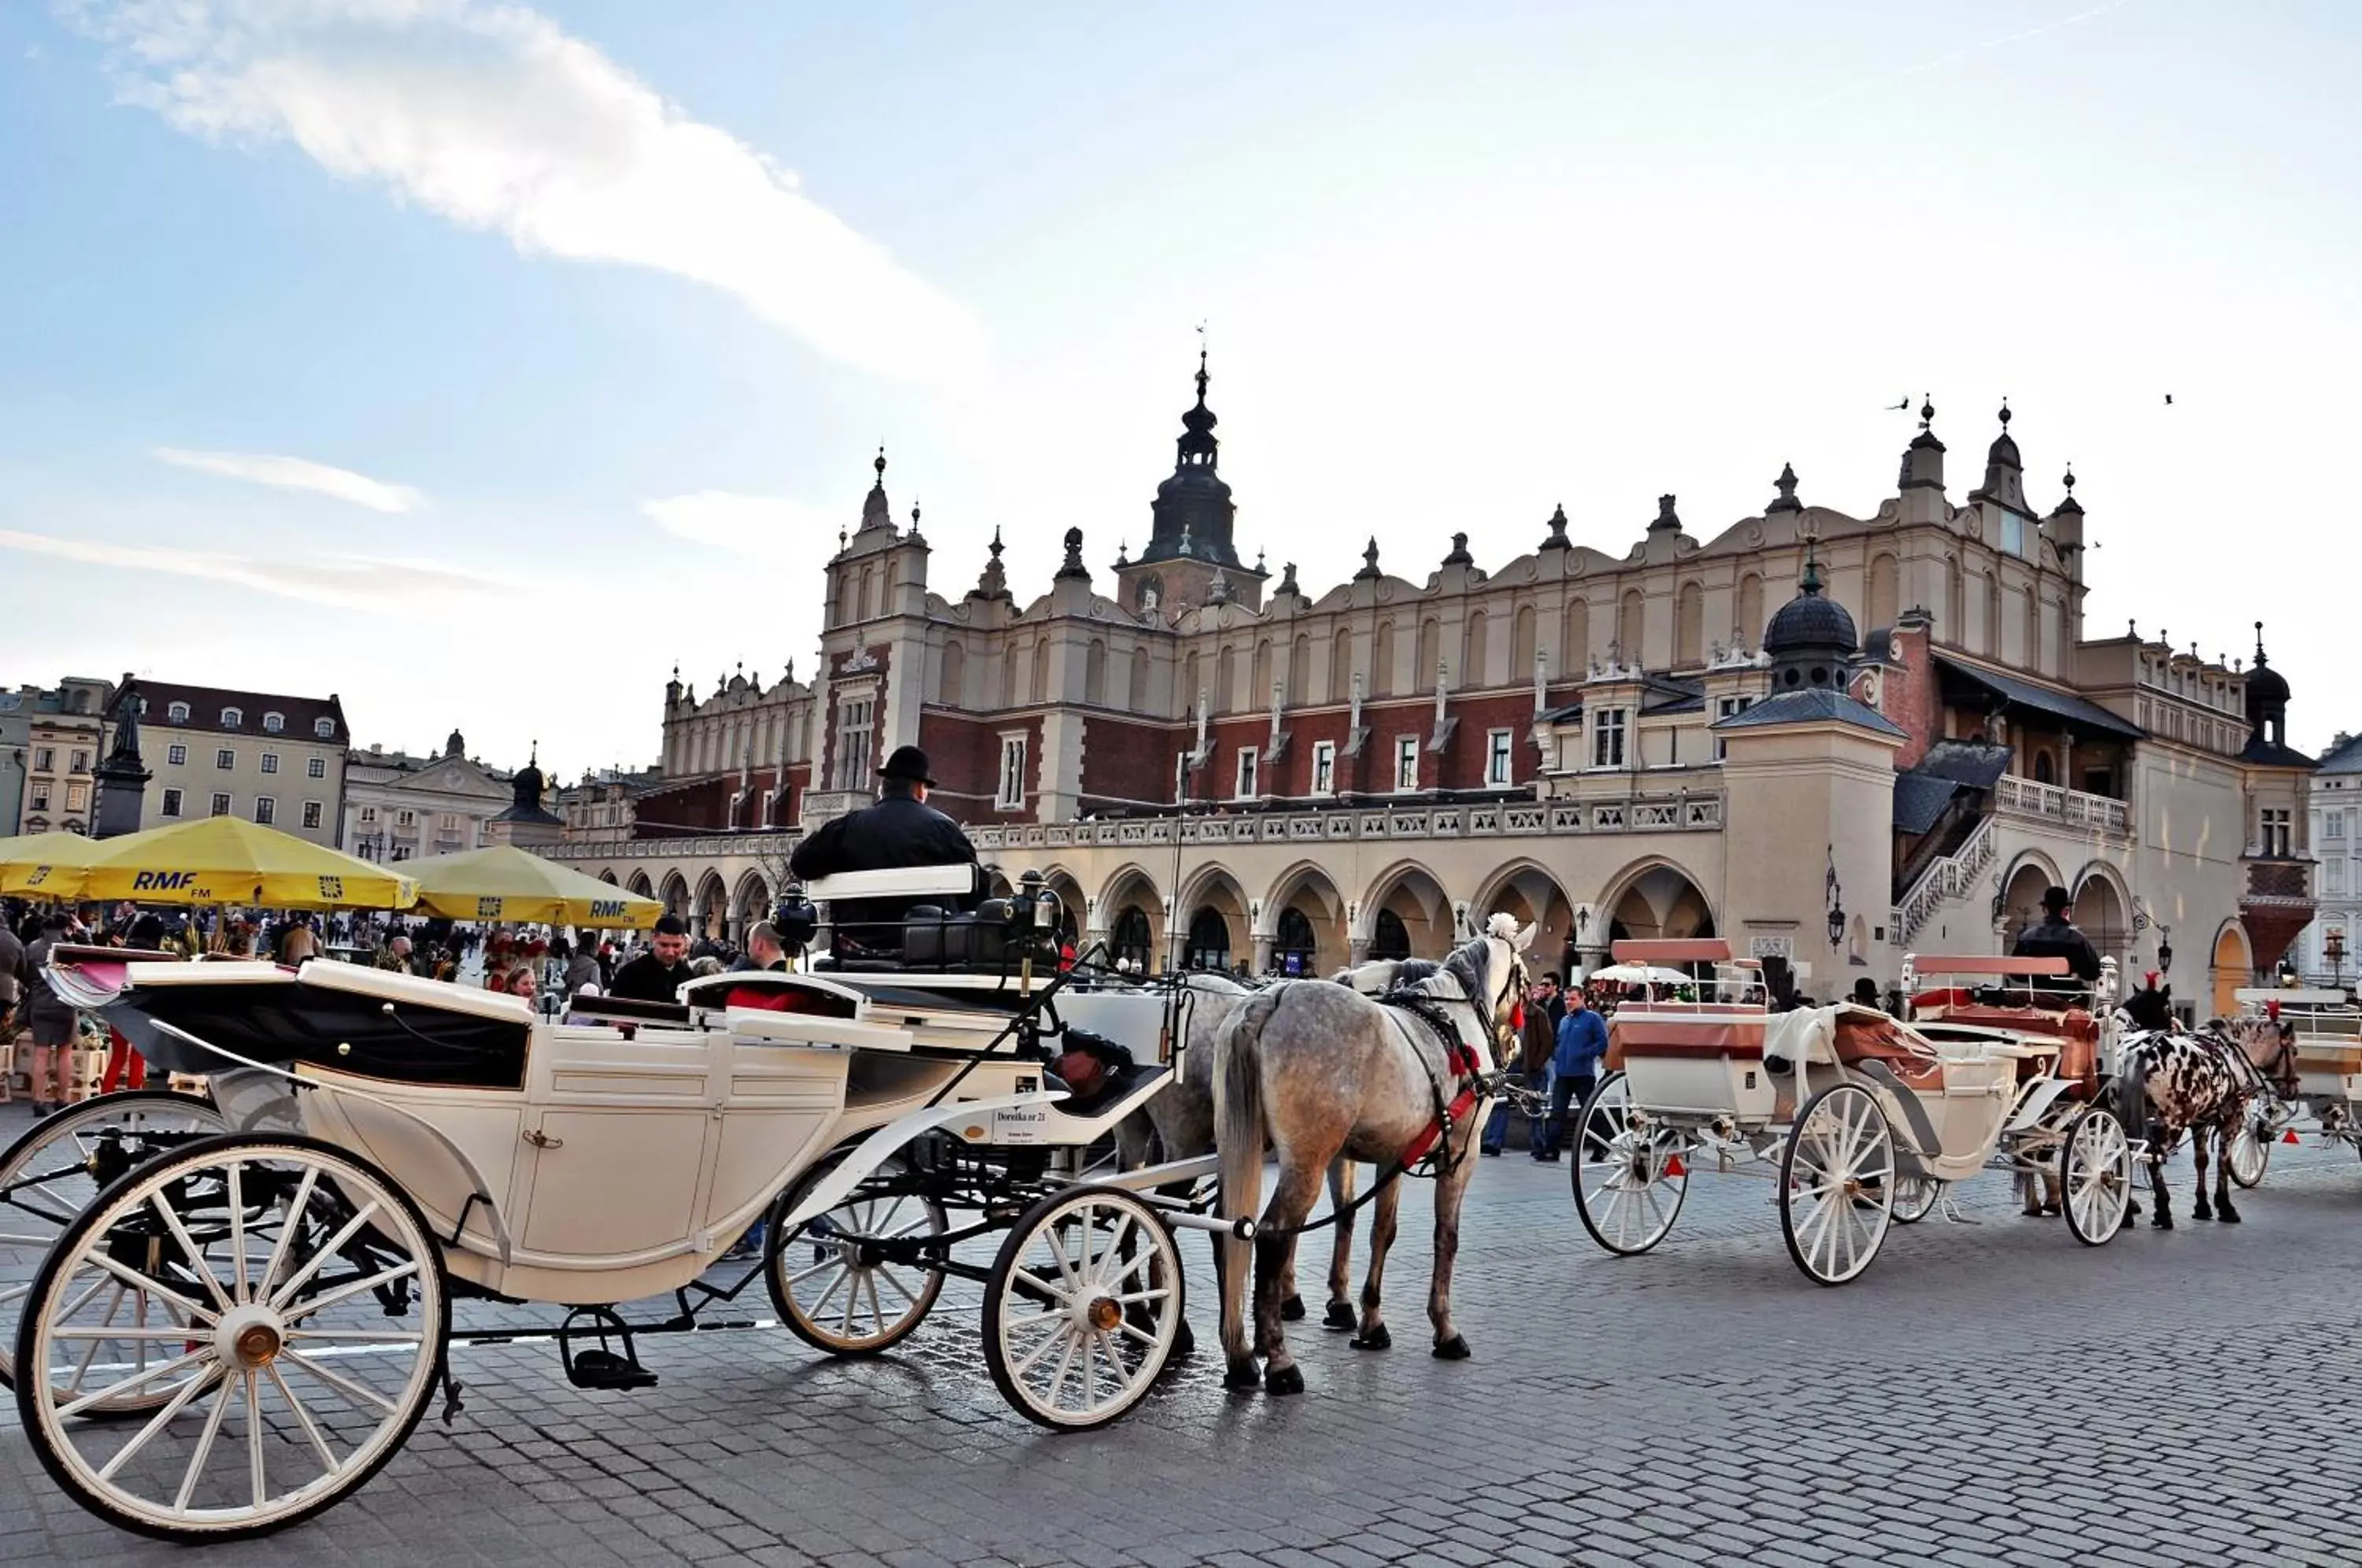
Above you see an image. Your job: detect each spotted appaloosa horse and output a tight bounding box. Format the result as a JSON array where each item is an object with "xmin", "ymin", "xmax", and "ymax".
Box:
[
  {"xmin": 2113, "ymin": 1008, "xmax": 2286, "ymax": 1229},
  {"xmin": 1216, "ymin": 916, "xmax": 1532, "ymax": 1395}
]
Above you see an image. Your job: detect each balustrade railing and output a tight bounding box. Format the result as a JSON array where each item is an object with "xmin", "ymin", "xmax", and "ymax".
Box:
[
  {"xmin": 1888, "ymin": 815, "xmax": 1997, "ymax": 946},
  {"xmin": 1992, "ymin": 775, "xmax": 2130, "ymax": 834}
]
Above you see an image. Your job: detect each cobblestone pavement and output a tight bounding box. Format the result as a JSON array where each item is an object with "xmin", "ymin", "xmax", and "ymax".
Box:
[{"xmin": 4, "ymin": 1096, "xmax": 2360, "ymax": 1567}]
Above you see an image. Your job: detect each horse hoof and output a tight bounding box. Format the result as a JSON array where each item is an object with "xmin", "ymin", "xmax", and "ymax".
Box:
[
  {"xmin": 1264, "ymin": 1363, "xmax": 1305, "ymax": 1396},
  {"xmin": 1349, "ymin": 1325, "xmax": 1391, "ymax": 1352},
  {"xmin": 1323, "ymin": 1301, "xmax": 1358, "ymax": 1331},
  {"xmin": 1280, "ymin": 1294, "xmax": 1306, "ymax": 1322},
  {"xmin": 2151, "ymin": 1216, "xmax": 2174, "ymax": 1231},
  {"xmin": 2192, "ymin": 1210, "xmax": 2213, "ymax": 1222},
  {"xmin": 1171, "ymin": 1318, "xmax": 1197, "ymax": 1358},
  {"xmin": 2219, "ymin": 1209, "xmax": 2242, "ymax": 1225},
  {"xmin": 1223, "ymin": 1362, "xmax": 1261, "ymax": 1391},
  {"xmin": 1431, "ymin": 1335, "xmax": 1472, "ymax": 1361}
]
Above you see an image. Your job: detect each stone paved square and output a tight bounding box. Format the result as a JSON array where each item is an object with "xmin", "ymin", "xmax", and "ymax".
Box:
[{"xmin": 5, "ymin": 1096, "xmax": 2357, "ymax": 1567}]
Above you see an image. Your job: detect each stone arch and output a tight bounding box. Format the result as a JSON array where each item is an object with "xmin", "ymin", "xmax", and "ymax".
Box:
[
  {"xmin": 1674, "ymin": 580, "xmax": 1705, "ymax": 668},
  {"xmin": 1038, "ymin": 865, "xmax": 1087, "ymax": 945},
  {"xmin": 1416, "ymin": 619, "xmax": 1440, "ymax": 690},
  {"xmin": 1597, "ymin": 856, "xmax": 1716, "ymax": 944},
  {"xmin": 731, "ymin": 870, "xmax": 772, "ymax": 941},
  {"xmin": 1461, "ymin": 612, "xmax": 1488, "ymax": 688},
  {"xmin": 657, "ymin": 870, "xmax": 690, "ymax": 916},
  {"xmin": 1867, "ymin": 553, "xmax": 1899, "ymax": 631},
  {"xmin": 1944, "ymin": 557, "xmax": 1964, "ymax": 641},
  {"xmin": 1003, "ymin": 642, "xmax": 1025, "ymax": 709},
  {"xmin": 939, "ymin": 639, "xmax": 966, "ymax": 706},
  {"xmin": 1083, "ymin": 639, "xmax": 1107, "ymax": 705},
  {"xmin": 1029, "ymin": 638, "xmax": 1049, "ymax": 704},
  {"xmin": 693, "ymin": 870, "xmax": 730, "ymax": 941},
  {"xmin": 1471, "ymin": 860, "xmax": 1579, "ymax": 975},
  {"xmin": 1330, "ymin": 627, "xmax": 1353, "ymax": 704},
  {"xmin": 1252, "ymin": 639, "xmax": 1272, "ymax": 710},
  {"xmin": 1560, "ymin": 598, "xmax": 1589, "ymax": 678},
  {"xmin": 598, "ymin": 869, "xmax": 620, "ymax": 886},
  {"xmin": 1129, "ymin": 645, "xmax": 1151, "ymax": 710},
  {"xmin": 1288, "ymin": 633, "xmax": 1311, "ymax": 705},
  {"xmin": 1737, "ymin": 573, "xmax": 1765, "ymax": 649},
  {"xmin": 1996, "ymin": 851, "xmax": 2066, "ymax": 941},
  {"xmin": 1373, "ymin": 621, "xmax": 1398, "ymax": 696},
  {"xmin": 1617, "ymin": 588, "xmax": 1645, "ymax": 664},
  {"xmin": 1261, "ymin": 860, "xmax": 1349, "ymax": 977},
  {"xmin": 2209, "ymin": 920, "xmax": 2253, "ymax": 1018},
  {"xmin": 2069, "ymin": 861, "xmax": 2133, "ymax": 968},
  {"xmin": 1097, "ymin": 864, "xmax": 1167, "ymax": 973},
  {"xmin": 1181, "ymin": 651, "xmax": 1201, "ymax": 716},
  {"xmin": 1511, "ymin": 604, "xmax": 1536, "ymax": 682},
  {"xmin": 1177, "ymin": 865, "xmax": 1250, "ymax": 971},
  {"xmin": 628, "ymin": 870, "xmax": 656, "ymax": 900},
  {"xmin": 1359, "ymin": 861, "xmax": 1454, "ymax": 961},
  {"xmin": 1216, "ymin": 644, "xmax": 1238, "ymax": 714}
]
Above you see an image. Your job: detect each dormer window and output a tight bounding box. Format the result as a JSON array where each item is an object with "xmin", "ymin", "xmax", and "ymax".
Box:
[
  {"xmin": 313, "ymin": 717, "xmax": 336, "ymax": 738},
  {"xmin": 220, "ymin": 707, "xmax": 242, "ymax": 728},
  {"xmin": 167, "ymin": 702, "xmax": 190, "ymax": 723},
  {"xmin": 263, "ymin": 712, "xmax": 285, "ymax": 733}
]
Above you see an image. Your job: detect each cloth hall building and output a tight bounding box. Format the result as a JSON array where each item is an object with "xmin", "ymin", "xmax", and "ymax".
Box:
[{"xmin": 553, "ymin": 364, "xmax": 2316, "ymax": 1017}]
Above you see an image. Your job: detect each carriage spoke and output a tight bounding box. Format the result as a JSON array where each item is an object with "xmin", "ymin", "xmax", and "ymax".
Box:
[
  {"xmin": 94, "ymin": 1366, "xmax": 224, "ymax": 1483},
  {"xmin": 269, "ymin": 1201, "xmax": 383, "ymax": 1311},
  {"xmin": 171, "ymin": 1372, "xmax": 238, "ymax": 1514},
  {"xmin": 54, "ymin": 1344, "xmax": 212, "ymax": 1422},
  {"xmin": 228, "ymin": 1163, "xmax": 250, "ymax": 1304},
  {"xmin": 280, "ymin": 1259, "xmax": 420, "ymax": 1326},
  {"xmin": 873, "ymin": 1266, "xmax": 920, "ymax": 1310},
  {"xmin": 266, "ymin": 1361, "xmax": 342, "ymax": 1477},
  {"xmin": 83, "ymin": 1251, "xmax": 215, "ymax": 1328},
  {"xmin": 282, "ymin": 1347, "xmax": 399, "ymax": 1417},
  {"xmin": 257, "ymin": 1168, "xmax": 320, "ymax": 1299},
  {"xmin": 1045, "ymin": 1329, "xmax": 1081, "ymax": 1411},
  {"xmin": 149, "ymin": 1194, "xmax": 234, "ymax": 1315},
  {"xmin": 245, "ymin": 1370, "xmax": 268, "ymax": 1511}
]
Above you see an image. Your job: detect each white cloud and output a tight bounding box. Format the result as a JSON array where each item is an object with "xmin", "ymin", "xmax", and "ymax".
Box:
[
  {"xmin": 73, "ymin": 0, "xmax": 984, "ymax": 386},
  {"xmin": 640, "ymin": 490, "xmax": 837, "ymax": 560},
  {"xmin": 0, "ymin": 527, "xmax": 509, "ymax": 612},
  {"xmin": 152, "ymin": 446, "xmax": 425, "ymax": 512}
]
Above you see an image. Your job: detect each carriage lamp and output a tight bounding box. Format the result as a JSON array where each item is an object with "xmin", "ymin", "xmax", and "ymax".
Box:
[{"xmin": 2326, "ymin": 926, "xmax": 2345, "ymax": 987}]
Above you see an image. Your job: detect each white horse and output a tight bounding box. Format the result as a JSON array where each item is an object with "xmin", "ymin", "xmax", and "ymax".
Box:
[{"xmin": 1216, "ymin": 916, "xmax": 1533, "ymax": 1394}]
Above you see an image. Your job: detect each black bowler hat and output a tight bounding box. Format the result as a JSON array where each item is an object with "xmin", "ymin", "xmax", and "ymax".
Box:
[
  {"xmin": 880, "ymin": 745, "xmax": 935, "ymax": 786},
  {"xmin": 2042, "ymin": 886, "xmax": 2073, "ymax": 913}
]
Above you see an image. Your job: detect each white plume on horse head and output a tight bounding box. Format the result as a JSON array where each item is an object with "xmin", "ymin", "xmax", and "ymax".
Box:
[{"xmin": 1482, "ymin": 912, "xmax": 1537, "ymax": 952}]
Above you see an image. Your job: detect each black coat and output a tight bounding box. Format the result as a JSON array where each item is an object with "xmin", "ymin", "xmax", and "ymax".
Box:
[
  {"xmin": 2012, "ymin": 917, "xmax": 2102, "ymax": 983},
  {"xmin": 608, "ymin": 952, "xmax": 693, "ymax": 1004},
  {"xmin": 789, "ymin": 791, "xmax": 980, "ymax": 939}
]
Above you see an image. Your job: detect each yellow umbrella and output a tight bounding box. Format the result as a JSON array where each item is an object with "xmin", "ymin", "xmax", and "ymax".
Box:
[
  {"xmin": 72, "ymin": 816, "xmax": 417, "ymax": 911},
  {"xmin": 400, "ymin": 843, "xmax": 661, "ymax": 928},
  {"xmin": 0, "ymin": 830, "xmax": 113, "ymax": 898}
]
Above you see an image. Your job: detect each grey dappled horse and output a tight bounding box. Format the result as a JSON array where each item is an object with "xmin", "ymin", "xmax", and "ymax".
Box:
[{"xmin": 1216, "ymin": 916, "xmax": 1533, "ymax": 1395}]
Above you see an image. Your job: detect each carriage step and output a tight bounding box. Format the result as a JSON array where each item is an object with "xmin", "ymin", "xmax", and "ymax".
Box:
[{"xmin": 557, "ymin": 1307, "xmax": 659, "ymax": 1392}]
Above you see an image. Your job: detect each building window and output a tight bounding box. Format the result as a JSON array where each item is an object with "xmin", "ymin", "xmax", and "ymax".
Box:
[
  {"xmin": 305, "ymin": 756, "xmax": 325, "ymax": 779},
  {"xmin": 2329, "ymin": 812, "xmax": 2346, "ymax": 841},
  {"xmin": 221, "ymin": 707, "xmax": 242, "ymax": 728},
  {"xmin": 1712, "ymin": 695, "xmax": 1754, "ymax": 760},
  {"xmin": 32, "ymin": 747, "xmax": 52, "ymax": 772},
  {"xmin": 65, "ymin": 784, "xmax": 87, "ymax": 812},
  {"xmin": 302, "ymin": 801, "xmax": 323, "ymax": 830},
  {"xmin": 254, "ymin": 796, "xmax": 276, "ymax": 825},
  {"xmin": 1175, "ymin": 752, "xmax": 1192, "ymax": 804},
  {"xmin": 154, "ymin": 786, "xmax": 184, "ymax": 818},
  {"xmin": 214, "ymin": 749, "xmax": 235, "ymax": 770},
  {"xmin": 167, "ymin": 743, "xmax": 187, "ymax": 766},
  {"xmin": 1592, "ymin": 707, "xmax": 1629, "ymax": 768},
  {"xmin": 2261, "ymin": 808, "xmax": 2292, "ymax": 858},
  {"xmin": 69, "ymin": 749, "xmax": 90, "ymax": 774},
  {"xmin": 261, "ymin": 752, "xmax": 279, "ymax": 775},
  {"xmin": 998, "ymin": 734, "xmax": 1028, "ymax": 809},
  {"xmin": 209, "ymin": 792, "xmax": 231, "ymax": 817},
  {"xmin": 263, "ymin": 712, "xmax": 284, "ymax": 733},
  {"xmin": 28, "ymin": 785, "xmax": 50, "ymax": 812},
  {"xmin": 396, "ymin": 809, "xmax": 416, "ymax": 829},
  {"xmin": 1235, "ymin": 746, "xmax": 1259, "ymax": 800},
  {"xmin": 1394, "ymin": 736, "xmax": 1419, "ymax": 793},
  {"xmin": 359, "ymin": 805, "xmax": 378, "ymax": 824},
  {"xmin": 2330, "ymin": 859, "xmax": 2347, "ymax": 897},
  {"xmin": 166, "ymin": 702, "xmax": 190, "ymax": 723},
  {"xmin": 832, "ymin": 699, "xmax": 874, "ymax": 792},
  {"xmin": 1486, "ymin": 729, "xmax": 1513, "ymax": 786},
  {"xmin": 313, "ymin": 717, "xmax": 335, "ymax": 738},
  {"xmin": 1312, "ymin": 741, "xmax": 1336, "ymax": 795}
]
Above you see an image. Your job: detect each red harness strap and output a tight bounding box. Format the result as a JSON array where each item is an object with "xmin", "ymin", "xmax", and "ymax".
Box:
[{"xmin": 1399, "ymin": 1041, "xmax": 1486, "ymax": 1167}]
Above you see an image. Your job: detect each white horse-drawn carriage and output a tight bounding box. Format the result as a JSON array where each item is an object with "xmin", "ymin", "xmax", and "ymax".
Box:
[
  {"xmin": 3, "ymin": 867, "xmax": 1227, "ymax": 1541},
  {"xmin": 1571, "ymin": 940, "xmax": 2138, "ymax": 1282},
  {"xmin": 2225, "ymin": 987, "xmax": 2362, "ymax": 1186}
]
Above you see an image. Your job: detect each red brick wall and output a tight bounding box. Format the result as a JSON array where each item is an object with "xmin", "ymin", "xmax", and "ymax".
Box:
[
  {"xmin": 918, "ymin": 711, "xmax": 1042, "ymax": 826},
  {"xmin": 1438, "ymin": 693, "xmax": 1537, "ymax": 790},
  {"xmin": 1080, "ymin": 715, "xmax": 1188, "ymax": 808},
  {"xmin": 1878, "ymin": 621, "xmax": 1942, "ymax": 771}
]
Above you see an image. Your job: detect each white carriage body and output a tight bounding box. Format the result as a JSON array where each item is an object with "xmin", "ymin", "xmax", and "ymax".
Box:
[{"xmin": 2235, "ymin": 988, "xmax": 2362, "ymax": 1113}]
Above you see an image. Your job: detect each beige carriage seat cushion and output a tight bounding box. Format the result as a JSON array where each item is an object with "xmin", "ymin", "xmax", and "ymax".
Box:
[{"xmin": 1829, "ymin": 1008, "xmax": 1945, "ymax": 1089}]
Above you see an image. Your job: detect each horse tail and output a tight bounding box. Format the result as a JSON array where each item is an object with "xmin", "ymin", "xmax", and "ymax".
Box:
[{"xmin": 1215, "ymin": 984, "xmax": 1284, "ymax": 1371}]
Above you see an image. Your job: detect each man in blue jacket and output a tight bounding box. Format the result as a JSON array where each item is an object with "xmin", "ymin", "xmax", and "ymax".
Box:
[{"xmin": 1539, "ymin": 990, "xmax": 1609, "ymax": 1160}]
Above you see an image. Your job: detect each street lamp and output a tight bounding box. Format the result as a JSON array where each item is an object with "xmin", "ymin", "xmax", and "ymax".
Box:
[{"xmin": 2327, "ymin": 926, "xmax": 2345, "ymax": 989}]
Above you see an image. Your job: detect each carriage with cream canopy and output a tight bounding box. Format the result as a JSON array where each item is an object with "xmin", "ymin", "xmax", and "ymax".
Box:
[
  {"xmin": 2224, "ymin": 987, "xmax": 2362, "ymax": 1185},
  {"xmin": 1570, "ymin": 940, "xmax": 2138, "ymax": 1282},
  {"xmin": 3, "ymin": 865, "xmax": 1226, "ymax": 1542}
]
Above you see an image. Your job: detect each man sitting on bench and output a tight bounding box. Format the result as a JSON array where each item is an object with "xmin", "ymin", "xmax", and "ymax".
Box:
[
  {"xmin": 788, "ymin": 745, "xmax": 982, "ymax": 952},
  {"xmin": 2012, "ymin": 886, "xmax": 2101, "ymax": 1000}
]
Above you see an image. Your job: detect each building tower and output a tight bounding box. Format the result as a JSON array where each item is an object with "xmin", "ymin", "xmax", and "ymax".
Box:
[{"xmin": 1115, "ymin": 346, "xmax": 1264, "ymax": 615}]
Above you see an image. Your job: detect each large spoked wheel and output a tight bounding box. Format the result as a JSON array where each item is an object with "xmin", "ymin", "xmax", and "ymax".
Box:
[
  {"xmin": 1888, "ymin": 1173, "xmax": 1943, "ymax": 1225},
  {"xmin": 1779, "ymin": 1083, "xmax": 1895, "ymax": 1286},
  {"xmin": 2, "ymin": 1089, "xmax": 229, "ymax": 1400},
  {"xmin": 982, "ymin": 1185, "xmax": 1183, "ymax": 1432},
  {"xmin": 767, "ymin": 1153, "xmax": 946, "ymax": 1357},
  {"xmin": 2227, "ymin": 1106, "xmax": 2271, "ymax": 1189},
  {"xmin": 2060, "ymin": 1108, "xmax": 2134, "ymax": 1246},
  {"xmin": 13, "ymin": 1134, "xmax": 449, "ymax": 1544},
  {"xmin": 1571, "ymin": 1072, "xmax": 1689, "ymax": 1256}
]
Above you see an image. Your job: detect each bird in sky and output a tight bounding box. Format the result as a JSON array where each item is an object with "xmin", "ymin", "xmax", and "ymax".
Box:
[
  {"xmin": 2164, "ymin": 394, "xmax": 2174, "ymax": 405},
  {"xmin": 1886, "ymin": 397, "xmax": 1911, "ymax": 411}
]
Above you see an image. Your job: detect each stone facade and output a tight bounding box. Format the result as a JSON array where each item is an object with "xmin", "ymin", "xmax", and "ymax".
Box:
[
  {"xmin": 343, "ymin": 731, "xmax": 516, "ymax": 862},
  {"xmin": 553, "ymin": 372, "xmax": 2314, "ymax": 1008},
  {"xmin": 109, "ymin": 682, "xmax": 350, "ymax": 846},
  {"xmin": 2, "ymin": 678, "xmax": 109, "ymax": 836}
]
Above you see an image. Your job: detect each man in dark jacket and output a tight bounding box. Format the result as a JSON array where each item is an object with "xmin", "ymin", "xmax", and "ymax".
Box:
[
  {"xmin": 608, "ymin": 914, "xmax": 696, "ymax": 1003},
  {"xmin": 2013, "ymin": 886, "xmax": 2102, "ymax": 986},
  {"xmin": 1483, "ymin": 977, "xmax": 1559, "ymax": 1156},
  {"xmin": 788, "ymin": 745, "xmax": 980, "ymax": 949}
]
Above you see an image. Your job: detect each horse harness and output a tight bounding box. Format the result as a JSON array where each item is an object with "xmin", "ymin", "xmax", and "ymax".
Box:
[{"xmin": 1383, "ymin": 952, "xmax": 1518, "ymax": 1174}]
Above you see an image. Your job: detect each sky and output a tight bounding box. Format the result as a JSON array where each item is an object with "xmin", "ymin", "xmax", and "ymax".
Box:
[{"xmin": 2, "ymin": 0, "xmax": 2357, "ymax": 778}]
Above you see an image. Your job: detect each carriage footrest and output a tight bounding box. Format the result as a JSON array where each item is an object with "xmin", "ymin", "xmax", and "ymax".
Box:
[{"xmin": 557, "ymin": 1307, "xmax": 659, "ymax": 1392}]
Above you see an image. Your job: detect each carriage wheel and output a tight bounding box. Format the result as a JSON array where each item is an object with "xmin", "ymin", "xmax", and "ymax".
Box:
[
  {"xmin": 1778, "ymin": 1084, "xmax": 1895, "ymax": 1286},
  {"xmin": 2060, "ymin": 1108, "xmax": 2133, "ymax": 1246},
  {"xmin": 1570, "ymin": 1072, "xmax": 1689, "ymax": 1256},
  {"xmin": 1888, "ymin": 1174, "xmax": 1943, "ymax": 1226},
  {"xmin": 1, "ymin": 1089, "xmax": 229, "ymax": 1402},
  {"xmin": 768, "ymin": 1154, "xmax": 946, "ymax": 1357},
  {"xmin": 2226, "ymin": 1107, "xmax": 2271, "ymax": 1189},
  {"xmin": 982, "ymin": 1185, "xmax": 1183, "ymax": 1432},
  {"xmin": 13, "ymin": 1134, "xmax": 448, "ymax": 1544}
]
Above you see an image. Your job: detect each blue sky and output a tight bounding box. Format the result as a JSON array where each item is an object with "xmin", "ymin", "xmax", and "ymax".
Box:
[{"xmin": 2, "ymin": 1, "xmax": 2356, "ymax": 776}]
